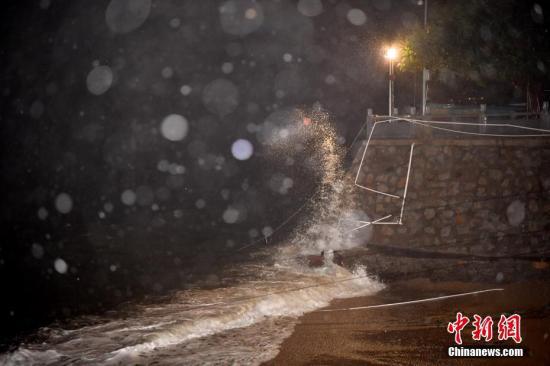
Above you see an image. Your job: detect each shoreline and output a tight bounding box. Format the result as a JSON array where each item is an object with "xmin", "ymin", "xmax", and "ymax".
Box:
[{"xmin": 264, "ymin": 278, "xmax": 550, "ymax": 365}]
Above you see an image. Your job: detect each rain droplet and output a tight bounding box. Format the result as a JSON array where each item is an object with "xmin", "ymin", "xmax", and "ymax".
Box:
[
  {"xmin": 54, "ymin": 193, "xmax": 73, "ymax": 214},
  {"xmin": 219, "ymin": 0, "xmax": 264, "ymax": 36},
  {"xmin": 506, "ymin": 200, "xmax": 525, "ymax": 227},
  {"xmin": 297, "ymin": 0, "xmax": 323, "ymax": 17},
  {"xmin": 104, "ymin": 202, "xmax": 114, "ymax": 213},
  {"xmin": 169, "ymin": 17, "xmax": 181, "ymax": 28},
  {"xmin": 195, "ymin": 199, "xmax": 206, "ymax": 209},
  {"xmin": 157, "ymin": 160, "xmax": 170, "ymax": 172},
  {"xmin": 105, "ymin": 0, "xmax": 151, "ymax": 34},
  {"xmin": 37, "ymin": 207, "xmax": 49, "ymax": 220},
  {"xmin": 262, "ymin": 226, "xmax": 273, "ymax": 237},
  {"xmin": 161, "ymin": 67, "xmax": 174, "ymax": 79},
  {"xmin": 347, "ymin": 9, "xmax": 367, "ymax": 26},
  {"xmin": 160, "ymin": 114, "xmax": 189, "ymax": 142},
  {"xmin": 121, "ymin": 189, "xmax": 136, "ymax": 206},
  {"xmin": 180, "ymin": 85, "xmax": 192, "ymax": 96},
  {"xmin": 221, "ymin": 62, "xmax": 234, "ymax": 74},
  {"xmin": 231, "ymin": 139, "xmax": 254, "ymax": 160},
  {"xmin": 86, "ymin": 65, "xmax": 113, "ymax": 96},
  {"xmin": 54, "ymin": 258, "xmax": 68, "ymax": 274},
  {"xmin": 222, "ymin": 207, "xmax": 240, "ymax": 223},
  {"xmin": 31, "ymin": 243, "xmax": 44, "ymax": 259}
]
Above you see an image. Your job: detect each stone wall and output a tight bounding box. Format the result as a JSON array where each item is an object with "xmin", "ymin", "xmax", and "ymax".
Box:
[{"xmin": 348, "ymin": 138, "xmax": 550, "ymax": 282}]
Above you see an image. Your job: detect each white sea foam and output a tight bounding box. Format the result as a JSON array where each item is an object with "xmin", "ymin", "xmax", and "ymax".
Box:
[
  {"xmin": 107, "ymin": 262, "xmax": 381, "ymax": 365},
  {"xmin": 1, "ymin": 261, "xmax": 382, "ymax": 365},
  {"xmin": 0, "ymin": 349, "xmax": 63, "ymax": 366}
]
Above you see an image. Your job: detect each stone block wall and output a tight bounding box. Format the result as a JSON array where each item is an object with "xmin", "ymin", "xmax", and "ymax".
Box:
[{"xmin": 349, "ymin": 138, "xmax": 550, "ymax": 281}]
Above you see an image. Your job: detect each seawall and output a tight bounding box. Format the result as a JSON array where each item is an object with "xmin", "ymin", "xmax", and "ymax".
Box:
[{"xmin": 346, "ymin": 138, "xmax": 550, "ymax": 282}]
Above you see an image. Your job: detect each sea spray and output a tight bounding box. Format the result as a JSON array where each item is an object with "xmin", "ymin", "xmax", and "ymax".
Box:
[{"xmin": 260, "ymin": 105, "xmax": 373, "ymax": 255}]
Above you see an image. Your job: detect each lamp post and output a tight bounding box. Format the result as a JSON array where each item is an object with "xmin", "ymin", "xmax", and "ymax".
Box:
[
  {"xmin": 420, "ymin": 0, "xmax": 428, "ymax": 115},
  {"xmin": 384, "ymin": 47, "xmax": 398, "ymax": 116}
]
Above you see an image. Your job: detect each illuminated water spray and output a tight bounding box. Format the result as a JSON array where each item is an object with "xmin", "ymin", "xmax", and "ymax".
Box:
[{"xmin": 261, "ymin": 105, "xmax": 373, "ymax": 254}]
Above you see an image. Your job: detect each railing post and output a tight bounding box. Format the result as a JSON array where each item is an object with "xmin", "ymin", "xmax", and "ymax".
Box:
[
  {"xmin": 409, "ymin": 107, "xmax": 416, "ymax": 139},
  {"xmin": 366, "ymin": 108, "xmax": 374, "ymax": 138},
  {"xmin": 543, "ymin": 101, "xmax": 550, "ymax": 129},
  {"xmin": 479, "ymin": 103, "xmax": 487, "ymax": 133}
]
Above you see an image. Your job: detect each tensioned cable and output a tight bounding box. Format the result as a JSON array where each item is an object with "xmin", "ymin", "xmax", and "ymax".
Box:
[
  {"xmin": 377, "ymin": 115, "xmax": 550, "ymax": 137},
  {"xmin": 236, "ymin": 193, "xmax": 316, "ymax": 252},
  {"xmin": 319, "ymin": 288, "xmax": 504, "ymax": 312},
  {"xmin": 413, "ymin": 120, "xmax": 550, "ymax": 138},
  {"xmin": 396, "ymin": 115, "xmax": 550, "ymax": 132}
]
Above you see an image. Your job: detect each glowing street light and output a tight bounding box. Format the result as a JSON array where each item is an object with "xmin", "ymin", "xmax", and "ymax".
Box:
[
  {"xmin": 384, "ymin": 47, "xmax": 399, "ymax": 61},
  {"xmin": 384, "ymin": 46, "xmax": 399, "ymax": 116}
]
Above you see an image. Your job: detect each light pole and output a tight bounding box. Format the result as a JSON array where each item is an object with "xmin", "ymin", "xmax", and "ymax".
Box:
[
  {"xmin": 384, "ymin": 47, "xmax": 398, "ymax": 116},
  {"xmin": 421, "ymin": 0, "xmax": 428, "ymax": 115}
]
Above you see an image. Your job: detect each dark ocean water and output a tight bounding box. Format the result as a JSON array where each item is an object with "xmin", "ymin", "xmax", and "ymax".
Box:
[
  {"xmin": 1, "ymin": 106, "xmax": 384, "ymax": 365},
  {"xmin": 1, "ymin": 246, "xmax": 382, "ymax": 365}
]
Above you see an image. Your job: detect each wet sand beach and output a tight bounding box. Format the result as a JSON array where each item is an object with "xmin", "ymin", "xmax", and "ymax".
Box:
[{"xmin": 265, "ymin": 279, "xmax": 550, "ymax": 365}]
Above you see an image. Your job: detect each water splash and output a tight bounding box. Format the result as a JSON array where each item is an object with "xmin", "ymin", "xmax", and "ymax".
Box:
[{"xmin": 261, "ymin": 105, "xmax": 372, "ymax": 254}]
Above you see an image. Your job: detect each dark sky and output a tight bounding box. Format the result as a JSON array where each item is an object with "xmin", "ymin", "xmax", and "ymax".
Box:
[{"xmin": 0, "ymin": 0, "xmax": 425, "ymax": 266}]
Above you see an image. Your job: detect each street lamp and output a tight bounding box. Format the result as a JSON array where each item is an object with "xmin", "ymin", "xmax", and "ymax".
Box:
[
  {"xmin": 384, "ymin": 46, "xmax": 399, "ymax": 116},
  {"xmin": 421, "ymin": 0, "xmax": 428, "ymax": 115}
]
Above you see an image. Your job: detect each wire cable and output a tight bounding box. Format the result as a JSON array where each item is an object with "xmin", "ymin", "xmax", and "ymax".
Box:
[{"xmin": 319, "ymin": 288, "xmax": 504, "ymax": 312}]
